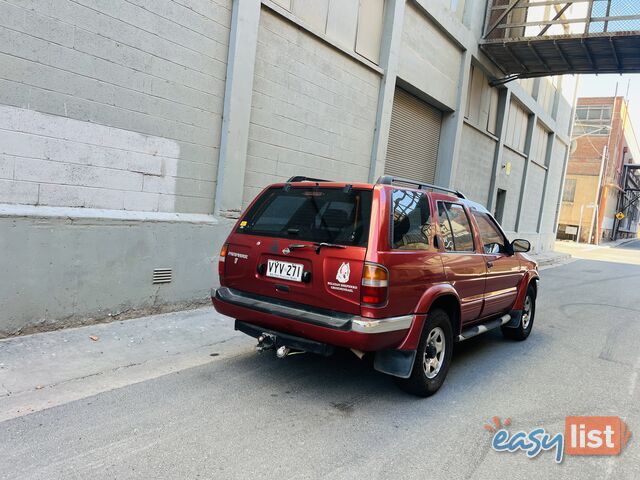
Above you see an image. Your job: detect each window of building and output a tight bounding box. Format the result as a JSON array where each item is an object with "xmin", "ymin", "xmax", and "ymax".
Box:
[
  {"xmin": 505, "ymin": 101, "xmax": 529, "ymax": 152},
  {"xmin": 391, "ymin": 190, "xmax": 435, "ymax": 250},
  {"xmin": 562, "ymin": 178, "xmax": 577, "ymax": 203},
  {"xmin": 573, "ymin": 104, "xmax": 612, "ymax": 136},
  {"xmin": 465, "ymin": 64, "xmax": 499, "ymax": 135},
  {"xmin": 472, "ymin": 212, "xmax": 507, "ymax": 254},
  {"xmin": 532, "ymin": 122, "xmax": 550, "ymax": 165},
  {"xmin": 438, "ymin": 202, "xmax": 475, "ymax": 252},
  {"xmin": 538, "ymin": 77, "xmax": 557, "ymax": 115}
]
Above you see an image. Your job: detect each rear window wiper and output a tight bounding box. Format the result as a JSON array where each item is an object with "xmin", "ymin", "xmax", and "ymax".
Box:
[
  {"xmin": 286, "ymin": 242, "xmax": 346, "ymax": 254},
  {"xmin": 313, "ymin": 242, "xmax": 346, "ymax": 254}
]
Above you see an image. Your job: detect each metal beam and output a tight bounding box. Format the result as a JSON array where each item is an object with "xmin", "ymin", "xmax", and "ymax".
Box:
[
  {"xmin": 485, "ymin": 0, "xmax": 524, "ymax": 38},
  {"xmin": 505, "ymin": 44, "xmax": 529, "ymax": 72},
  {"xmin": 492, "ymin": 14, "xmax": 640, "ymax": 30},
  {"xmin": 537, "ymin": 2, "xmax": 573, "ymax": 37},
  {"xmin": 610, "ymin": 38, "xmax": 621, "ymax": 69},
  {"xmin": 528, "ymin": 42, "xmax": 550, "ymax": 72},
  {"xmin": 492, "ymin": 0, "xmax": 589, "ymax": 7},
  {"xmin": 553, "ymin": 40, "xmax": 572, "ymax": 69},
  {"xmin": 581, "ymin": 39, "xmax": 595, "ymax": 69}
]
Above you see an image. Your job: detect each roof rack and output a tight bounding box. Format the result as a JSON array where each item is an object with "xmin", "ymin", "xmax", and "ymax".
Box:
[
  {"xmin": 376, "ymin": 175, "xmax": 466, "ymax": 199},
  {"xmin": 286, "ymin": 176, "xmax": 331, "ymax": 183}
]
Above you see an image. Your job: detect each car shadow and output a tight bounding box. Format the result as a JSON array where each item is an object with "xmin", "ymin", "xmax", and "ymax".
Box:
[{"xmin": 196, "ymin": 324, "xmax": 548, "ymax": 407}]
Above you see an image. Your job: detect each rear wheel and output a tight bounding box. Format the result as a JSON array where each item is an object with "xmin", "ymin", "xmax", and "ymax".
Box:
[
  {"xmin": 395, "ymin": 308, "xmax": 453, "ymax": 397},
  {"xmin": 501, "ymin": 285, "xmax": 535, "ymax": 341}
]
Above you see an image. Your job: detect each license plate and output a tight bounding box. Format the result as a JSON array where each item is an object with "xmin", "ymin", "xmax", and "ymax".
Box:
[{"xmin": 266, "ymin": 259, "xmax": 304, "ymax": 282}]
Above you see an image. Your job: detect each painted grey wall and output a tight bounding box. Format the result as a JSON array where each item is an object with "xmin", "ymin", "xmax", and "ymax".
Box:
[{"xmin": 0, "ymin": 208, "xmax": 233, "ymax": 337}]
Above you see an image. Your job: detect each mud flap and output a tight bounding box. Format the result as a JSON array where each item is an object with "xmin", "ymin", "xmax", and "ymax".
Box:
[
  {"xmin": 503, "ymin": 310, "xmax": 523, "ymax": 329},
  {"xmin": 374, "ymin": 349, "xmax": 417, "ymax": 378}
]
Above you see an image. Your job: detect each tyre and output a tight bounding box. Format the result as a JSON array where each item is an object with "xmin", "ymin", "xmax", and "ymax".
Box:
[
  {"xmin": 501, "ymin": 285, "xmax": 536, "ymax": 341},
  {"xmin": 395, "ymin": 308, "xmax": 453, "ymax": 397}
]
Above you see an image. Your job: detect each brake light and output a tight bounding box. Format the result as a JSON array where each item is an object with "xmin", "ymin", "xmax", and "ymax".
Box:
[
  {"xmin": 218, "ymin": 243, "xmax": 228, "ymax": 278},
  {"xmin": 361, "ymin": 262, "xmax": 389, "ymax": 307}
]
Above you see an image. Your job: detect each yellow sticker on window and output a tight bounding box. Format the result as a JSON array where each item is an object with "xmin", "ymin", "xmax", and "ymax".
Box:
[{"xmin": 239, "ymin": 221, "xmax": 248, "ymax": 227}]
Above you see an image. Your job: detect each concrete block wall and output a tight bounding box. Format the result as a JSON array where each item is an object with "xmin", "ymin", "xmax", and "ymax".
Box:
[
  {"xmin": 456, "ymin": 124, "xmax": 497, "ymax": 204},
  {"xmin": 0, "ymin": 105, "xmax": 183, "ymax": 210},
  {"xmin": 242, "ymin": 7, "xmax": 380, "ymax": 206},
  {"xmin": 0, "ymin": 0, "xmax": 231, "ymax": 214},
  {"xmin": 519, "ymin": 163, "xmax": 546, "ymax": 232},
  {"xmin": 497, "ymin": 148, "xmax": 526, "ymax": 231},
  {"xmin": 398, "ymin": 2, "xmax": 461, "ymax": 110}
]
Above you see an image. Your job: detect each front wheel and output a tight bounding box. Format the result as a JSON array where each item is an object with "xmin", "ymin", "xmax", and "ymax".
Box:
[
  {"xmin": 395, "ymin": 308, "xmax": 453, "ymax": 397},
  {"xmin": 501, "ymin": 286, "xmax": 536, "ymax": 341}
]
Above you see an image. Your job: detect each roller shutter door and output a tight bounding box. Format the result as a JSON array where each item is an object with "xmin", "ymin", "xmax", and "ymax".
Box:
[{"xmin": 385, "ymin": 88, "xmax": 442, "ymax": 183}]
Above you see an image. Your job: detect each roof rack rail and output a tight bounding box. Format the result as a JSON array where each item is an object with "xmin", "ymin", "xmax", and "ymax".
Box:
[
  {"xmin": 286, "ymin": 176, "xmax": 331, "ymax": 183},
  {"xmin": 376, "ymin": 175, "xmax": 466, "ymax": 199}
]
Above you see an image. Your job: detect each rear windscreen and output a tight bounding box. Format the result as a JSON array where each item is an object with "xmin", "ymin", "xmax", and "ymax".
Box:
[{"xmin": 237, "ymin": 187, "xmax": 373, "ymax": 246}]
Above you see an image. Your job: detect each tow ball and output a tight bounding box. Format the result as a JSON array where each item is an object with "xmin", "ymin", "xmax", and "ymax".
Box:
[
  {"xmin": 256, "ymin": 333, "xmax": 293, "ymax": 358},
  {"xmin": 256, "ymin": 333, "xmax": 276, "ymax": 352}
]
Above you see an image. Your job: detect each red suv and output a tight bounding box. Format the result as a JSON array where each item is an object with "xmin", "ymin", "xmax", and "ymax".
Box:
[{"xmin": 212, "ymin": 176, "xmax": 539, "ymax": 396}]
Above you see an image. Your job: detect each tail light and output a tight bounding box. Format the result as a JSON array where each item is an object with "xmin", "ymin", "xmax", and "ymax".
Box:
[
  {"xmin": 361, "ymin": 262, "xmax": 389, "ymax": 307},
  {"xmin": 218, "ymin": 243, "xmax": 228, "ymax": 278}
]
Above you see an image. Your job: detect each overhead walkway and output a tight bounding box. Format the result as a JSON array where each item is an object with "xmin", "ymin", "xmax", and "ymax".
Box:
[{"xmin": 481, "ymin": 0, "xmax": 640, "ymax": 83}]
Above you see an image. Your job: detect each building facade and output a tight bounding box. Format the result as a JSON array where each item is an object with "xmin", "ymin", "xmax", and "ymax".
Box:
[
  {"xmin": 0, "ymin": 0, "xmax": 576, "ymax": 335},
  {"xmin": 558, "ymin": 96, "xmax": 640, "ymax": 243}
]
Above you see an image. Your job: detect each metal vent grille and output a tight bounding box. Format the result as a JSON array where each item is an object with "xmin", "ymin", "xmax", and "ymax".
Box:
[{"xmin": 152, "ymin": 268, "xmax": 172, "ymax": 284}]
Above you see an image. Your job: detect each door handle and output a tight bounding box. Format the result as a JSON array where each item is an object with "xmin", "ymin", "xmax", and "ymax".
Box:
[{"xmin": 486, "ymin": 261, "xmax": 494, "ymax": 269}]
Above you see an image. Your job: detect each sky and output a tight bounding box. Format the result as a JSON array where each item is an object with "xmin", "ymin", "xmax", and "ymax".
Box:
[{"xmin": 578, "ymin": 74, "xmax": 640, "ymax": 132}]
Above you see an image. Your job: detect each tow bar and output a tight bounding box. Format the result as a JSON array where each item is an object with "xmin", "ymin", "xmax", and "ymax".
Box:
[
  {"xmin": 256, "ymin": 333, "xmax": 276, "ymax": 352},
  {"xmin": 256, "ymin": 333, "xmax": 296, "ymax": 358}
]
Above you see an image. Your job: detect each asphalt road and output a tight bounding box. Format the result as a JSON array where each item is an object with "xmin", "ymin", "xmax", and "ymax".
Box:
[{"xmin": 2, "ymin": 244, "xmax": 640, "ymax": 479}]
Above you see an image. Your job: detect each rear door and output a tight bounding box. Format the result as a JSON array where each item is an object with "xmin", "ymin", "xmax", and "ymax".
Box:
[
  {"xmin": 222, "ymin": 186, "xmax": 373, "ymax": 315},
  {"xmin": 379, "ymin": 188, "xmax": 445, "ymax": 318},
  {"xmin": 470, "ymin": 210, "xmax": 522, "ymax": 317},
  {"xmin": 436, "ymin": 202, "xmax": 487, "ymax": 324}
]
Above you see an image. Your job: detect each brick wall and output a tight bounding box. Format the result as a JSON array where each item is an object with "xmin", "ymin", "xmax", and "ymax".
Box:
[
  {"xmin": 0, "ymin": 0, "xmax": 231, "ymax": 213},
  {"xmin": 242, "ymin": 8, "xmax": 380, "ymax": 206}
]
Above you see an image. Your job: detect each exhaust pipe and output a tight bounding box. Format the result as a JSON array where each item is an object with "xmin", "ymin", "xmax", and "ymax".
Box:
[{"xmin": 276, "ymin": 346, "xmax": 290, "ymax": 358}]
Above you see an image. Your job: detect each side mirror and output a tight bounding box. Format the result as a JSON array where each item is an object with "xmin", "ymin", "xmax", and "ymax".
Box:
[{"xmin": 511, "ymin": 239, "xmax": 531, "ymax": 253}]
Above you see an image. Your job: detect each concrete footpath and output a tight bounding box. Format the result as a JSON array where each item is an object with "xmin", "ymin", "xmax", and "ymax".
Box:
[
  {"xmin": 529, "ymin": 249, "xmax": 571, "ymax": 267},
  {"xmin": 0, "ymin": 307, "xmax": 250, "ymax": 422}
]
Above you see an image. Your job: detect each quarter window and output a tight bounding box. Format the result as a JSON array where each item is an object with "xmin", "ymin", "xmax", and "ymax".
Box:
[
  {"xmin": 437, "ymin": 203, "xmax": 475, "ymax": 252},
  {"xmin": 472, "ymin": 212, "xmax": 507, "ymax": 254},
  {"xmin": 391, "ymin": 189, "xmax": 435, "ymax": 250}
]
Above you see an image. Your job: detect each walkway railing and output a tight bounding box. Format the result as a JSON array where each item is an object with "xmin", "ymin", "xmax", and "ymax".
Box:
[{"xmin": 482, "ymin": 1, "xmax": 640, "ymax": 80}]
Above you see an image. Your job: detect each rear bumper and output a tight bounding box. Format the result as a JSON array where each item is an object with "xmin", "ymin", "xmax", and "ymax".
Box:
[{"xmin": 212, "ymin": 287, "xmax": 412, "ymax": 351}]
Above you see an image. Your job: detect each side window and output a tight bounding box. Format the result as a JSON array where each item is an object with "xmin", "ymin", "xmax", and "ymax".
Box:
[
  {"xmin": 472, "ymin": 212, "xmax": 507, "ymax": 254},
  {"xmin": 391, "ymin": 189, "xmax": 435, "ymax": 250},
  {"xmin": 437, "ymin": 202, "xmax": 475, "ymax": 252}
]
